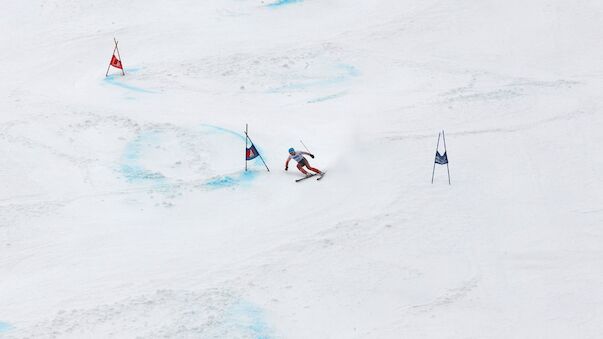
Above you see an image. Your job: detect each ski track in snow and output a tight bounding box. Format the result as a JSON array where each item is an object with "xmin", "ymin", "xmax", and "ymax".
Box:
[
  {"xmin": 4, "ymin": 290, "xmax": 273, "ymax": 339},
  {"xmin": 268, "ymin": 63, "xmax": 360, "ymax": 93},
  {"xmin": 384, "ymin": 109, "xmax": 593, "ymax": 142}
]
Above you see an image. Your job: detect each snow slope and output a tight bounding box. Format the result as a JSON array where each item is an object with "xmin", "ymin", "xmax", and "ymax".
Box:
[{"xmin": 1, "ymin": 0, "xmax": 603, "ymax": 338}]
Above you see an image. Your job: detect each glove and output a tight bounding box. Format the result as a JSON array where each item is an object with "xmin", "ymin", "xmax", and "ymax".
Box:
[
  {"xmin": 310, "ymin": 154, "xmax": 315, "ymax": 158},
  {"xmin": 285, "ymin": 166, "xmax": 288, "ymax": 171}
]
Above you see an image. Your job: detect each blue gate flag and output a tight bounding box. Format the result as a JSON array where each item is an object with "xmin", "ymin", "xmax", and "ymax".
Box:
[
  {"xmin": 435, "ymin": 151, "xmax": 448, "ymax": 165},
  {"xmin": 246, "ymin": 144, "xmax": 259, "ymax": 160}
]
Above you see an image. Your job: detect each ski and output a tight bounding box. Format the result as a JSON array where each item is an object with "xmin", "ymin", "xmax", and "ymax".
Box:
[
  {"xmin": 295, "ymin": 174, "xmax": 317, "ymax": 182},
  {"xmin": 317, "ymin": 171, "xmax": 326, "ymax": 180}
]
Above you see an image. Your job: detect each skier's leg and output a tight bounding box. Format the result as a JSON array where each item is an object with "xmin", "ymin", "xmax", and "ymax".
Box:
[
  {"xmin": 303, "ymin": 160, "xmax": 322, "ymax": 174},
  {"xmin": 307, "ymin": 166, "xmax": 322, "ymax": 174},
  {"xmin": 297, "ymin": 162, "xmax": 308, "ymax": 174}
]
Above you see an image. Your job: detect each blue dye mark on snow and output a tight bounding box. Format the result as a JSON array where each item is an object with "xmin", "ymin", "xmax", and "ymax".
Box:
[
  {"xmin": 227, "ymin": 300, "xmax": 272, "ymax": 338},
  {"xmin": 119, "ymin": 124, "xmax": 263, "ymax": 189},
  {"xmin": 200, "ymin": 123, "xmax": 247, "ymax": 142},
  {"xmin": 269, "ymin": 63, "xmax": 360, "ymax": 93},
  {"xmin": 267, "ymin": 0, "xmax": 302, "ymax": 8},
  {"xmin": 205, "ymin": 170, "xmax": 257, "ymax": 189},
  {"xmin": 104, "ymin": 75, "xmax": 154, "ymax": 93},
  {"xmin": 307, "ymin": 91, "xmax": 347, "ymax": 103},
  {"xmin": 120, "ymin": 130, "xmax": 167, "ymax": 184},
  {"xmin": 0, "ymin": 322, "xmax": 13, "ymax": 333},
  {"xmin": 205, "ymin": 175, "xmax": 237, "ymax": 188},
  {"xmin": 104, "ymin": 68, "xmax": 154, "ymax": 94},
  {"xmin": 339, "ymin": 63, "xmax": 361, "ymax": 77},
  {"xmin": 199, "ymin": 124, "xmax": 268, "ymax": 164}
]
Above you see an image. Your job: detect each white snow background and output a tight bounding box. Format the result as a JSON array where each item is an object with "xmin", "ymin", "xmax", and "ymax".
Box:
[{"xmin": 1, "ymin": 0, "xmax": 603, "ymax": 338}]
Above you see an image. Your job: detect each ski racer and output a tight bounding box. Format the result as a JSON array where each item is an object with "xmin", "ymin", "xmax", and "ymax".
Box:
[{"xmin": 285, "ymin": 148, "xmax": 323, "ymax": 176}]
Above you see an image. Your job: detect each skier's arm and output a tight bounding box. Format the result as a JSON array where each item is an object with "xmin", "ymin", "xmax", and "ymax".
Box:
[
  {"xmin": 301, "ymin": 151, "xmax": 315, "ymax": 158},
  {"xmin": 285, "ymin": 157, "xmax": 291, "ymax": 170}
]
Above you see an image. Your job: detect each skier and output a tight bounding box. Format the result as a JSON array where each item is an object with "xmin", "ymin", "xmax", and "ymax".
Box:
[{"xmin": 285, "ymin": 148, "xmax": 323, "ymax": 176}]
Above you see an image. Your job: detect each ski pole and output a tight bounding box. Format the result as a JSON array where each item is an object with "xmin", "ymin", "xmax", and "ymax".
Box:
[{"xmin": 300, "ymin": 140, "xmax": 311, "ymax": 153}]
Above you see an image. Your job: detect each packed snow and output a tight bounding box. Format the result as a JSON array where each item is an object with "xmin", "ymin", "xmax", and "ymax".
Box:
[{"xmin": 1, "ymin": 0, "xmax": 603, "ymax": 338}]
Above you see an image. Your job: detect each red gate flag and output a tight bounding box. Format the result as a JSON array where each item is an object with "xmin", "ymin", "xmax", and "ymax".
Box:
[
  {"xmin": 106, "ymin": 38, "xmax": 125, "ymax": 76},
  {"xmin": 110, "ymin": 55, "xmax": 123, "ymax": 69}
]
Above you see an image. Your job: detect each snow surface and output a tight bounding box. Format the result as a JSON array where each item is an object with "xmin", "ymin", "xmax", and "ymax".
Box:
[{"xmin": 1, "ymin": 0, "xmax": 603, "ymax": 338}]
